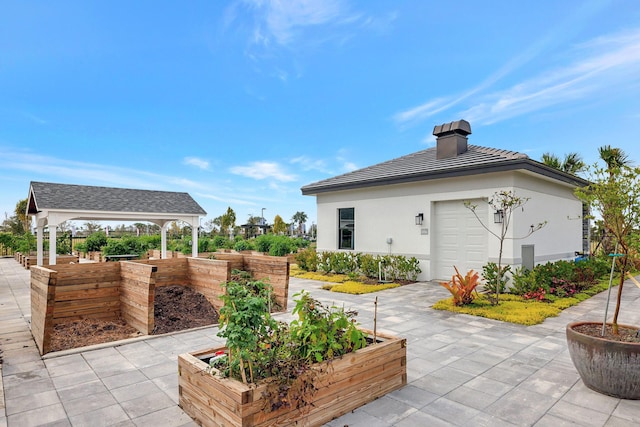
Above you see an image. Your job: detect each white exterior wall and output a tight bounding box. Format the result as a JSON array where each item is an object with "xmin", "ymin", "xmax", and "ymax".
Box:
[{"xmin": 314, "ymin": 170, "xmax": 584, "ymax": 281}]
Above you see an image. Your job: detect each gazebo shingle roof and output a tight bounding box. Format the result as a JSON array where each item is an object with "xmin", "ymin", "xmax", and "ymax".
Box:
[{"xmin": 27, "ymin": 182, "xmax": 206, "ymax": 215}]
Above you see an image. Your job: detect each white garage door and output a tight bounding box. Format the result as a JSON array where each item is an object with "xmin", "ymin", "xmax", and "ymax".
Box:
[{"xmin": 433, "ymin": 199, "xmax": 488, "ymax": 280}]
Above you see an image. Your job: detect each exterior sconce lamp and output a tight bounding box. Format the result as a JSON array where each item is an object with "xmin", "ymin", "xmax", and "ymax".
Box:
[
  {"xmin": 415, "ymin": 213, "xmax": 424, "ymax": 226},
  {"xmin": 494, "ymin": 210, "xmax": 504, "ymax": 224}
]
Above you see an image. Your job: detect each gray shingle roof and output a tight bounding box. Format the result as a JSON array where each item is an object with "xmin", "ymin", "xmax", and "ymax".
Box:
[
  {"xmin": 28, "ymin": 182, "xmax": 206, "ymax": 215},
  {"xmin": 301, "ymin": 144, "xmax": 588, "ymax": 195}
]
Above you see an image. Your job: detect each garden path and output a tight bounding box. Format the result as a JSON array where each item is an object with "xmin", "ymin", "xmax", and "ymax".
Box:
[{"xmin": 0, "ymin": 257, "xmax": 639, "ymax": 426}]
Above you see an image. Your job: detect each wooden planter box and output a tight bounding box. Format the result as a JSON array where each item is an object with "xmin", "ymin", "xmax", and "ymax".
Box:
[
  {"xmin": 178, "ymin": 329, "xmax": 407, "ymax": 427},
  {"xmin": 31, "ymin": 254, "xmax": 290, "ymax": 355}
]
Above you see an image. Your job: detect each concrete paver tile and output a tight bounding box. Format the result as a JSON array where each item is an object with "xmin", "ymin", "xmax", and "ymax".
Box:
[
  {"xmin": 444, "ymin": 385, "xmax": 501, "ymax": 410},
  {"xmin": 129, "ymin": 406, "xmax": 196, "ymax": 427},
  {"xmin": 6, "ymin": 403, "xmax": 67, "ymax": 427},
  {"xmin": 4, "ymin": 389, "xmax": 60, "ymax": 416},
  {"xmin": 57, "ymin": 379, "xmax": 110, "ymax": 402},
  {"xmin": 359, "ymin": 395, "xmax": 418, "ymax": 425},
  {"xmin": 605, "ymin": 416, "xmax": 640, "ymax": 427},
  {"xmin": 422, "ymin": 397, "xmax": 481, "ymax": 425},
  {"xmin": 120, "ymin": 391, "xmax": 175, "ymax": 418},
  {"xmin": 68, "ymin": 403, "xmax": 130, "ymax": 427},
  {"xmin": 110, "ymin": 380, "xmax": 164, "ymax": 403},
  {"xmin": 546, "ymin": 400, "xmax": 610, "ymax": 426},
  {"xmin": 62, "ymin": 391, "xmax": 118, "ymax": 417},
  {"xmin": 101, "ymin": 369, "xmax": 149, "ymax": 390},
  {"xmin": 391, "ymin": 410, "xmax": 452, "ymax": 427},
  {"xmin": 51, "ymin": 369, "xmax": 99, "ymax": 389},
  {"xmin": 387, "ymin": 384, "xmax": 439, "ymax": 409},
  {"xmin": 612, "ymin": 399, "xmax": 640, "ymax": 423}
]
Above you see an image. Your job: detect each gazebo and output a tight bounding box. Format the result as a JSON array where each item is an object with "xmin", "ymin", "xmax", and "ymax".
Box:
[{"xmin": 26, "ymin": 181, "xmax": 207, "ymax": 266}]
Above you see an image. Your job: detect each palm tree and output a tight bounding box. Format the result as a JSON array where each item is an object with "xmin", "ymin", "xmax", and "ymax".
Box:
[
  {"xmin": 541, "ymin": 153, "xmax": 562, "ymax": 170},
  {"xmin": 291, "ymin": 211, "xmax": 308, "ymax": 236},
  {"xmin": 541, "ymin": 152, "xmax": 585, "ymax": 175},
  {"xmin": 598, "ymin": 145, "xmax": 630, "ymax": 171}
]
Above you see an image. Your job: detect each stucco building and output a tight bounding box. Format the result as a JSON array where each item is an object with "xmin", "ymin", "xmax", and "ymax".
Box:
[{"xmin": 301, "ymin": 120, "xmax": 588, "ymax": 281}]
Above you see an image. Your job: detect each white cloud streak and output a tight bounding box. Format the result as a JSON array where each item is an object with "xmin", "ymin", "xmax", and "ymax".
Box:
[
  {"xmin": 183, "ymin": 156, "xmax": 210, "ymax": 170},
  {"xmin": 394, "ymin": 27, "xmax": 640, "ymax": 128},
  {"xmin": 0, "ymin": 149, "xmax": 209, "ymax": 191},
  {"xmin": 243, "ymin": 0, "xmax": 348, "ymax": 47},
  {"xmin": 229, "ymin": 161, "xmax": 297, "ymax": 181}
]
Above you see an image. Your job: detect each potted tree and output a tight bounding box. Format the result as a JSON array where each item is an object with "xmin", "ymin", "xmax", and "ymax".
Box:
[
  {"xmin": 178, "ymin": 278, "xmax": 406, "ymax": 426},
  {"xmin": 568, "ymin": 148, "xmax": 640, "ymax": 399}
]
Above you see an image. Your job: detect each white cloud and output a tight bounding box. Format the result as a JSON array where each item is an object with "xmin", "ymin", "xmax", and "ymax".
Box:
[
  {"xmin": 183, "ymin": 156, "xmax": 210, "ymax": 170},
  {"xmin": 244, "ymin": 0, "xmax": 348, "ymax": 46},
  {"xmin": 290, "ymin": 155, "xmax": 330, "ymax": 173},
  {"xmin": 464, "ymin": 28, "xmax": 640, "ymax": 125},
  {"xmin": 394, "ymin": 27, "xmax": 640, "ymax": 128},
  {"xmin": 0, "ymin": 149, "xmax": 210, "ymax": 191},
  {"xmin": 229, "ymin": 161, "xmax": 297, "ymax": 181}
]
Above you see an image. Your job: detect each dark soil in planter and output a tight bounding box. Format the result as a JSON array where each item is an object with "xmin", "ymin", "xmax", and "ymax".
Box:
[
  {"xmin": 49, "ymin": 285, "xmax": 219, "ymax": 352},
  {"xmin": 573, "ymin": 323, "xmax": 640, "ymax": 343},
  {"xmin": 153, "ymin": 285, "xmax": 220, "ymax": 334}
]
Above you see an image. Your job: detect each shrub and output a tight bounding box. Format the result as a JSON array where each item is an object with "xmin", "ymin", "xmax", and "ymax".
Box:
[
  {"xmin": 56, "ymin": 233, "xmax": 71, "ymax": 254},
  {"xmin": 0, "ymin": 232, "xmax": 16, "ymax": 251},
  {"xmin": 255, "ymin": 234, "xmax": 274, "ymax": 253},
  {"xmin": 212, "ymin": 235, "xmax": 231, "ymax": 250},
  {"xmin": 269, "ymin": 235, "xmax": 295, "ymax": 257},
  {"xmin": 482, "ymin": 262, "xmax": 510, "ymax": 294},
  {"xmin": 357, "ymin": 253, "xmax": 378, "ymax": 278},
  {"xmin": 102, "ymin": 239, "xmax": 129, "ymax": 256},
  {"xmin": 85, "ymin": 232, "xmax": 107, "ymax": 252},
  {"xmin": 234, "ymin": 239, "xmax": 254, "ymax": 251},
  {"xmin": 295, "ymin": 247, "xmax": 318, "ymax": 272}
]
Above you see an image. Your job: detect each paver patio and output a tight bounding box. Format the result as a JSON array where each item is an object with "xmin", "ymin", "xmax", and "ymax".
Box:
[{"xmin": 1, "ymin": 256, "xmax": 639, "ymax": 426}]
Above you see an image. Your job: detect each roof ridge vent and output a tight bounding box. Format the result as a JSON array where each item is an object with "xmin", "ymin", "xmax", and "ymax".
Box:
[{"xmin": 433, "ymin": 119, "xmax": 471, "ymax": 159}]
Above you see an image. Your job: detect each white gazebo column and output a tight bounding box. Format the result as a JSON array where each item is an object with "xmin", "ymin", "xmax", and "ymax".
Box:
[
  {"xmin": 36, "ymin": 221, "xmax": 45, "ymax": 266},
  {"xmin": 161, "ymin": 222, "xmax": 169, "ymax": 259},
  {"xmin": 190, "ymin": 217, "xmax": 199, "ymax": 257},
  {"xmin": 48, "ymin": 224, "xmax": 57, "ymax": 265}
]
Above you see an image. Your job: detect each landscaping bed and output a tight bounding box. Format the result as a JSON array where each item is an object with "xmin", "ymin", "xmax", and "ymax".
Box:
[{"xmin": 48, "ymin": 285, "xmax": 220, "ymax": 352}]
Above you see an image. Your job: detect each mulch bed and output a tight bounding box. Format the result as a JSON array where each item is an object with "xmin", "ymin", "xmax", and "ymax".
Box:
[
  {"xmin": 573, "ymin": 323, "xmax": 640, "ymax": 343},
  {"xmin": 48, "ymin": 285, "xmax": 220, "ymax": 352}
]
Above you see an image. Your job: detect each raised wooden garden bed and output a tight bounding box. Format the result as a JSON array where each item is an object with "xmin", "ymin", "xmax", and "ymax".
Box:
[
  {"xmin": 178, "ymin": 329, "xmax": 407, "ymax": 427},
  {"xmin": 23, "ymin": 254, "xmax": 79, "ymax": 269},
  {"xmin": 30, "ymin": 253, "xmax": 290, "ymax": 355}
]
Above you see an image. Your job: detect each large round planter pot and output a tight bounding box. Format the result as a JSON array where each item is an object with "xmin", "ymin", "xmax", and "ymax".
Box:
[{"xmin": 566, "ymin": 321, "xmax": 640, "ymax": 399}]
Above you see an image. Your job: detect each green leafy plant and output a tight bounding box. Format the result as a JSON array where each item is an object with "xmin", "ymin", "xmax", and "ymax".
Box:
[
  {"xmin": 233, "ymin": 239, "xmax": 255, "ymax": 251},
  {"xmin": 85, "ymin": 231, "xmax": 107, "ymax": 252},
  {"xmin": 290, "ymin": 291, "xmax": 366, "ymax": 363},
  {"xmin": 482, "ymin": 262, "xmax": 511, "ymax": 296},
  {"xmin": 295, "ymin": 247, "xmax": 318, "ymax": 272},
  {"xmin": 439, "ymin": 266, "xmax": 481, "ymax": 306},
  {"xmin": 217, "ymin": 279, "xmax": 277, "ymax": 384}
]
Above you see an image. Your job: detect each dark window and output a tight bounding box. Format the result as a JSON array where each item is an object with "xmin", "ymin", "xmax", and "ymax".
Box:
[{"xmin": 338, "ymin": 208, "xmax": 354, "ymax": 250}]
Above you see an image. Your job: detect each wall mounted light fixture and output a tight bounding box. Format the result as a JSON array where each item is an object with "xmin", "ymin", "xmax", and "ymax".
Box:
[
  {"xmin": 415, "ymin": 213, "xmax": 424, "ymax": 226},
  {"xmin": 494, "ymin": 210, "xmax": 504, "ymax": 224}
]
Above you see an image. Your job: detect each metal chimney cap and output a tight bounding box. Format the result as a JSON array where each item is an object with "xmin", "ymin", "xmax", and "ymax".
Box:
[{"xmin": 433, "ymin": 119, "xmax": 472, "ymax": 137}]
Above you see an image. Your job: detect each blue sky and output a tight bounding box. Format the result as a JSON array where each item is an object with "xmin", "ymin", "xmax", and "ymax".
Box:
[{"xmin": 2, "ymin": 1, "xmax": 639, "ymax": 228}]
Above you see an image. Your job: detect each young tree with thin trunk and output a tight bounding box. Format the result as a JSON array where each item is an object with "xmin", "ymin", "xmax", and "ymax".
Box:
[
  {"xmin": 575, "ymin": 159, "xmax": 640, "ymax": 334},
  {"xmin": 465, "ymin": 191, "xmax": 546, "ymax": 305}
]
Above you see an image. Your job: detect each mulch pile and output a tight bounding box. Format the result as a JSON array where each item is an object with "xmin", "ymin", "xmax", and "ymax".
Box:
[{"xmin": 48, "ymin": 285, "xmax": 219, "ymax": 352}]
